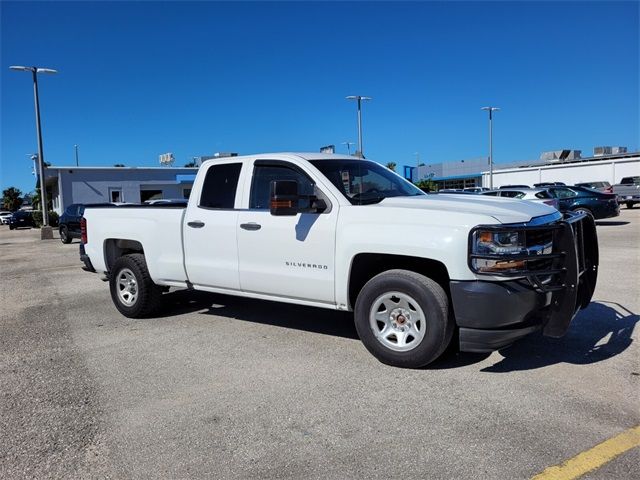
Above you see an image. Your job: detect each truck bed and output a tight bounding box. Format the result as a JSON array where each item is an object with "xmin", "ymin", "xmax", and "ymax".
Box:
[{"xmin": 82, "ymin": 205, "xmax": 189, "ymax": 285}]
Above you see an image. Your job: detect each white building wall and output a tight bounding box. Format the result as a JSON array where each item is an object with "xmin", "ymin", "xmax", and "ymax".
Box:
[{"xmin": 482, "ymin": 157, "xmax": 640, "ymax": 188}]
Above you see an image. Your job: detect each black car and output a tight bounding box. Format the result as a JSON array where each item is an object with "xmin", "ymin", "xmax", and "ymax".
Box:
[
  {"xmin": 59, "ymin": 203, "xmax": 87, "ymax": 243},
  {"xmin": 546, "ymin": 186, "xmax": 619, "ymax": 219},
  {"xmin": 9, "ymin": 210, "xmax": 35, "ymax": 229}
]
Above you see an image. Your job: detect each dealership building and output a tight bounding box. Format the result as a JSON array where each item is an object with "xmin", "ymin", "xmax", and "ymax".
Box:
[
  {"xmin": 407, "ymin": 147, "xmax": 639, "ymax": 190},
  {"xmin": 43, "ymin": 166, "xmax": 198, "ymax": 214}
]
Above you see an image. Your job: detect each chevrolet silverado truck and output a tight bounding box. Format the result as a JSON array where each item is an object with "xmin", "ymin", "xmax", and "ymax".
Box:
[
  {"xmin": 79, "ymin": 153, "xmax": 598, "ymax": 368},
  {"xmin": 613, "ymin": 176, "xmax": 640, "ymax": 209}
]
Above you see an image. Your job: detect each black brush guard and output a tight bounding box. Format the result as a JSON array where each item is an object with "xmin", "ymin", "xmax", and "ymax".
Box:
[{"xmin": 468, "ymin": 211, "xmax": 599, "ymax": 337}]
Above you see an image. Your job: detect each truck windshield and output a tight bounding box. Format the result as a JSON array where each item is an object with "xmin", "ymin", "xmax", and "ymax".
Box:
[{"xmin": 310, "ymin": 159, "xmax": 425, "ymax": 205}]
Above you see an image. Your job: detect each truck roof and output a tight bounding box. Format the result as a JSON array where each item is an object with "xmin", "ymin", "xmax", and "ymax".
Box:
[{"xmin": 200, "ymin": 152, "xmax": 364, "ymax": 166}]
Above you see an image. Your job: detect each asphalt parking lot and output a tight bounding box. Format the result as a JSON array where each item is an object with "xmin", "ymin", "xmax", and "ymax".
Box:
[{"xmin": 1, "ymin": 210, "xmax": 638, "ymax": 479}]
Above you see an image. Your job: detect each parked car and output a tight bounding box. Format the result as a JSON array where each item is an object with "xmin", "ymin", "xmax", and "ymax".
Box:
[
  {"xmin": 534, "ymin": 182, "xmax": 566, "ymax": 187},
  {"xmin": 0, "ymin": 211, "xmax": 13, "ymax": 225},
  {"xmin": 59, "ymin": 204, "xmax": 86, "ymax": 243},
  {"xmin": 463, "ymin": 187, "xmax": 490, "ymax": 193},
  {"xmin": 80, "ymin": 152, "xmax": 598, "ymax": 368},
  {"xmin": 498, "ymin": 184, "xmax": 530, "ymax": 189},
  {"xmin": 9, "ymin": 210, "xmax": 35, "ymax": 229},
  {"xmin": 612, "ymin": 176, "xmax": 640, "ymax": 209},
  {"xmin": 438, "ymin": 189, "xmax": 475, "ymax": 194},
  {"xmin": 546, "ymin": 186, "xmax": 619, "ymax": 219},
  {"xmin": 574, "ymin": 181, "xmax": 613, "ymax": 194},
  {"xmin": 59, "ymin": 203, "xmax": 123, "ymax": 243},
  {"xmin": 480, "ymin": 188, "xmax": 560, "ymax": 210}
]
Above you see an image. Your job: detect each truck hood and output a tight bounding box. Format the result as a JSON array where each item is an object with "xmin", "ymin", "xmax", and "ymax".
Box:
[{"xmin": 377, "ymin": 194, "xmax": 557, "ymax": 224}]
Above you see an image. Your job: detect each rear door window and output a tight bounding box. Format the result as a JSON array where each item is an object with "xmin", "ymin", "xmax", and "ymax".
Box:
[
  {"xmin": 500, "ymin": 191, "xmax": 523, "ymax": 198},
  {"xmin": 199, "ymin": 163, "xmax": 243, "ymax": 209},
  {"xmin": 550, "ymin": 187, "xmax": 578, "ymax": 199},
  {"xmin": 535, "ymin": 191, "xmax": 552, "ymax": 199}
]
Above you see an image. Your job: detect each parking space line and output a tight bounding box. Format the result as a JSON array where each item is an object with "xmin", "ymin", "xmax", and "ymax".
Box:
[{"xmin": 531, "ymin": 425, "xmax": 640, "ymax": 480}]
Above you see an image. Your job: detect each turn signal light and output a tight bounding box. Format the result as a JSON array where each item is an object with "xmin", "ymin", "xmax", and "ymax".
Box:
[{"xmin": 270, "ymin": 200, "xmax": 292, "ymax": 208}]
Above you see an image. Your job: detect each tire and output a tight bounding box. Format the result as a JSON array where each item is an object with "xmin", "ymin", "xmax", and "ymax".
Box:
[
  {"xmin": 60, "ymin": 226, "xmax": 72, "ymax": 244},
  {"xmin": 354, "ymin": 269, "xmax": 454, "ymax": 368},
  {"xmin": 109, "ymin": 253, "xmax": 163, "ymax": 318},
  {"xmin": 626, "ymin": 202, "xmax": 634, "ymax": 209}
]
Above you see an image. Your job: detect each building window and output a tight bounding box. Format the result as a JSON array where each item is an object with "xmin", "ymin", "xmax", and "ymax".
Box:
[
  {"xmin": 182, "ymin": 188, "xmax": 192, "ymax": 199},
  {"xmin": 109, "ymin": 188, "xmax": 122, "ymax": 203},
  {"xmin": 140, "ymin": 190, "xmax": 163, "ymax": 202},
  {"xmin": 199, "ymin": 163, "xmax": 242, "ymax": 209}
]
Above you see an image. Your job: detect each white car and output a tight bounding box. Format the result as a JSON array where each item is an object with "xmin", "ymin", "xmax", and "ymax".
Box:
[
  {"xmin": 481, "ymin": 188, "xmax": 560, "ymax": 210},
  {"xmin": 79, "ymin": 153, "xmax": 597, "ymax": 368},
  {"xmin": 0, "ymin": 211, "xmax": 13, "ymax": 225}
]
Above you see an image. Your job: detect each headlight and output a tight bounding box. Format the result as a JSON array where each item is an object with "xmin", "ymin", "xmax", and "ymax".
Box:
[{"xmin": 472, "ymin": 229, "xmax": 527, "ymax": 273}]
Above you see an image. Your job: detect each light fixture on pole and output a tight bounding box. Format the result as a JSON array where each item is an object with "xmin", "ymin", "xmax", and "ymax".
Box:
[
  {"xmin": 346, "ymin": 95, "xmax": 371, "ymax": 158},
  {"xmin": 10, "ymin": 65, "xmax": 57, "ymax": 238},
  {"xmin": 481, "ymin": 106, "xmax": 500, "ymax": 189},
  {"xmin": 341, "ymin": 141, "xmax": 356, "ymax": 155}
]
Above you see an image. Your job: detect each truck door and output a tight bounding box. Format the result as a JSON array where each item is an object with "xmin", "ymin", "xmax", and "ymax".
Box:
[
  {"xmin": 236, "ymin": 160, "xmax": 338, "ymax": 304},
  {"xmin": 183, "ymin": 161, "xmax": 244, "ymax": 290}
]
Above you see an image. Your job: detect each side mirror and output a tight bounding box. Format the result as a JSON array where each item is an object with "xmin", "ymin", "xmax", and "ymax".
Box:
[
  {"xmin": 270, "ymin": 180, "xmax": 299, "ymax": 216},
  {"xmin": 311, "ymin": 198, "xmax": 327, "ymax": 213}
]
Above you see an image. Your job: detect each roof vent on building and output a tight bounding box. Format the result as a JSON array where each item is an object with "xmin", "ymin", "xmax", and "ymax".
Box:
[
  {"xmin": 540, "ymin": 150, "xmax": 582, "ymax": 162},
  {"xmin": 594, "ymin": 146, "xmax": 627, "ymax": 157}
]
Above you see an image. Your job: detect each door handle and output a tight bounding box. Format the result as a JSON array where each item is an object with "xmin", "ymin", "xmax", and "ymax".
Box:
[
  {"xmin": 187, "ymin": 221, "xmax": 205, "ymax": 228},
  {"xmin": 240, "ymin": 222, "xmax": 261, "ymax": 231}
]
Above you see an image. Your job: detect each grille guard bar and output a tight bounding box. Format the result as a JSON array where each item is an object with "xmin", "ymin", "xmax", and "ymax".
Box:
[{"xmin": 468, "ymin": 211, "xmax": 599, "ymax": 338}]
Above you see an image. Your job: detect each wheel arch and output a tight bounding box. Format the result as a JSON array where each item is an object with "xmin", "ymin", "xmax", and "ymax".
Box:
[
  {"xmin": 347, "ymin": 253, "xmax": 450, "ymax": 310},
  {"xmin": 104, "ymin": 238, "xmax": 145, "ymax": 273}
]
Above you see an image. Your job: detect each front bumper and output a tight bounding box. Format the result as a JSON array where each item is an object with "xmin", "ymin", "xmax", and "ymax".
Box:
[{"xmin": 454, "ymin": 211, "xmax": 598, "ymax": 352}]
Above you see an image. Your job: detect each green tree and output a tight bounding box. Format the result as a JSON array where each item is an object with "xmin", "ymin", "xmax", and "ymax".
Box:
[
  {"xmin": 386, "ymin": 162, "xmax": 397, "ymax": 172},
  {"xmin": 114, "ymin": 163, "xmax": 126, "ymax": 167},
  {"xmin": 184, "ymin": 161, "xmax": 198, "ymax": 167},
  {"xmin": 2, "ymin": 187, "xmax": 23, "ymax": 211},
  {"xmin": 415, "ymin": 179, "xmax": 437, "ymax": 192}
]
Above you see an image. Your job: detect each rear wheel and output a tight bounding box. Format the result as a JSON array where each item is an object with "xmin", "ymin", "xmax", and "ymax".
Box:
[
  {"xmin": 626, "ymin": 202, "xmax": 634, "ymax": 209},
  {"xmin": 354, "ymin": 269, "xmax": 453, "ymax": 368},
  {"xmin": 109, "ymin": 253, "xmax": 163, "ymax": 318},
  {"xmin": 60, "ymin": 226, "xmax": 72, "ymax": 244}
]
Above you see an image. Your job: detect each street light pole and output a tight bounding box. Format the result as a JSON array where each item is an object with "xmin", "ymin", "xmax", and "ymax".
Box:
[
  {"xmin": 481, "ymin": 106, "xmax": 500, "ymax": 189},
  {"xmin": 10, "ymin": 65, "xmax": 57, "ymax": 235},
  {"xmin": 74, "ymin": 144, "xmax": 79, "ymax": 166},
  {"xmin": 346, "ymin": 95, "xmax": 371, "ymax": 158}
]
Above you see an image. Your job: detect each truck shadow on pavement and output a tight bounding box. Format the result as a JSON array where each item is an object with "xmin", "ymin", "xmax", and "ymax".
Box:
[
  {"xmin": 480, "ymin": 301, "xmax": 638, "ymax": 372},
  {"xmin": 157, "ymin": 289, "xmax": 360, "ymax": 339},
  {"xmin": 595, "ymin": 221, "xmax": 630, "ymax": 226},
  {"xmin": 156, "ymin": 292, "xmax": 636, "ymax": 371}
]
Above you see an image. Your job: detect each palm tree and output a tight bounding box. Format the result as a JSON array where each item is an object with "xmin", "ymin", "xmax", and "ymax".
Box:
[{"xmin": 386, "ymin": 162, "xmax": 397, "ymax": 172}]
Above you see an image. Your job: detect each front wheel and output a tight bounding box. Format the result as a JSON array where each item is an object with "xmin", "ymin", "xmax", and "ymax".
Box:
[
  {"xmin": 109, "ymin": 253, "xmax": 163, "ymax": 318},
  {"xmin": 354, "ymin": 269, "xmax": 453, "ymax": 368}
]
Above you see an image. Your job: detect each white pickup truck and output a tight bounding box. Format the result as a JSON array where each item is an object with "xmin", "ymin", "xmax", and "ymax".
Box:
[{"xmin": 80, "ymin": 153, "xmax": 599, "ymax": 368}]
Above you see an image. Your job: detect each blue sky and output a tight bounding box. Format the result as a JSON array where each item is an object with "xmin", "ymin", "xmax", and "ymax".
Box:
[{"xmin": 2, "ymin": 1, "xmax": 638, "ymax": 193}]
